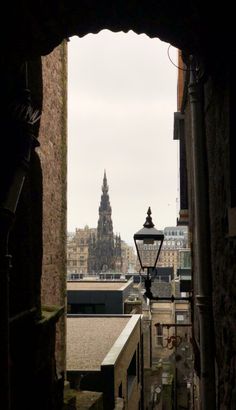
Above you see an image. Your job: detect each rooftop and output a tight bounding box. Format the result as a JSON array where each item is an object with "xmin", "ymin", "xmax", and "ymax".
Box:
[
  {"xmin": 67, "ymin": 280, "xmax": 131, "ymax": 291},
  {"xmin": 66, "ymin": 315, "xmax": 140, "ymax": 371}
]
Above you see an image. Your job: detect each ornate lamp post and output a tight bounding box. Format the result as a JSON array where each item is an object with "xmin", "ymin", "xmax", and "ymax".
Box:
[
  {"xmin": 133, "ymin": 207, "xmax": 164, "ymax": 299},
  {"xmin": 134, "ymin": 207, "xmax": 192, "ymax": 302}
]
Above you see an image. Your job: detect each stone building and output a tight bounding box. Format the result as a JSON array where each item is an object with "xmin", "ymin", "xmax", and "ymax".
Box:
[
  {"xmin": 1, "ymin": 3, "xmax": 236, "ymax": 410},
  {"xmin": 88, "ymin": 171, "xmax": 123, "ymax": 274},
  {"xmin": 121, "ymin": 240, "xmax": 137, "ymax": 274},
  {"xmin": 67, "ymin": 225, "xmax": 97, "ymax": 276},
  {"xmin": 136, "ymin": 225, "xmax": 191, "ymax": 276},
  {"xmin": 67, "ymin": 227, "xmax": 136, "ymax": 278},
  {"xmin": 151, "ymin": 300, "xmax": 193, "ymax": 408},
  {"xmin": 157, "ymin": 226, "xmax": 191, "ymax": 275}
]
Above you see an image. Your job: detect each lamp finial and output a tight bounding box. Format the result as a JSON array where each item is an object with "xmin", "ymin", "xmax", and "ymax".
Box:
[{"xmin": 143, "ymin": 207, "xmax": 154, "ymax": 228}]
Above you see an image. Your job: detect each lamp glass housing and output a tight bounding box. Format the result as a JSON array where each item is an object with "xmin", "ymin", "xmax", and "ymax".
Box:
[{"xmin": 134, "ymin": 227, "xmax": 164, "ymax": 271}]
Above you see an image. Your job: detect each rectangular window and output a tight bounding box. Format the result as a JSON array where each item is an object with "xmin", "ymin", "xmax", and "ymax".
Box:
[
  {"xmin": 70, "ymin": 303, "xmax": 106, "ymax": 314},
  {"xmin": 118, "ymin": 382, "xmax": 122, "ymax": 398},
  {"xmin": 156, "ymin": 324, "xmax": 163, "ymax": 346},
  {"xmin": 176, "ymin": 311, "xmax": 187, "ymax": 323},
  {"xmin": 127, "ymin": 351, "xmax": 137, "ymax": 399}
]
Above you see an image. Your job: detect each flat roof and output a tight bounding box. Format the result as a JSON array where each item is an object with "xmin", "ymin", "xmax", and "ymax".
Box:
[
  {"xmin": 67, "ymin": 280, "xmax": 131, "ymax": 291},
  {"xmin": 66, "ymin": 315, "xmax": 140, "ymax": 371}
]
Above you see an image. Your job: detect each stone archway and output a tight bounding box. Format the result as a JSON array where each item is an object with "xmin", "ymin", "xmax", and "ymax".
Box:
[
  {"xmin": 1, "ymin": 1, "xmax": 232, "ymax": 68},
  {"xmin": 0, "ymin": 2, "xmax": 235, "ymax": 409}
]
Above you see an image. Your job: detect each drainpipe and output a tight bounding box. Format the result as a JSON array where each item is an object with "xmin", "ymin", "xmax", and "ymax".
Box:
[{"xmin": 188, "ymin": 57, "xmax": 216, "ymax": 409}]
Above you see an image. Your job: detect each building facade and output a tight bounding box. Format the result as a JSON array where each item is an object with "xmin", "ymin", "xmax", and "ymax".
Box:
[
  {"xmin": 67, "ymin": 225, "xmax": 97, "ymax": 276},
  {"xmin": 157, "ymin": 226, "xmax": 191, "ymax": 275},
  {"xmin": 67, "ymin": 228, "xmax": 136, "ymax": 278},
  {"xmin": 67, "ymin": 279, "xmax": 134, "ymax": 314},
  {"xmin": 121, "ymin": 240, "xmax": 137, "ymax": 273}
]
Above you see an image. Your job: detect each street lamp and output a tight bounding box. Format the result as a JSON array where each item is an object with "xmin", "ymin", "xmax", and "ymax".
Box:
[
  {"xmin": 134, "ymin": 207, "xmax": 192, "ymax": 302},
  {"xmin": 133, "ymin": 207, "xmax": 164, "ymax": 298}
]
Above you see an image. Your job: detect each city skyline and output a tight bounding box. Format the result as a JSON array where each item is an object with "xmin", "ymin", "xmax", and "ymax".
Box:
[{"xmin": 68, "ymin": 30, "xmax": 179, "ymax": 245}]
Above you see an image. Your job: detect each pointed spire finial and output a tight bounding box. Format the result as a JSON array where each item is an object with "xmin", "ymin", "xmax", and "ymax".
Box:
[
  {"xmin": 143, "ymin": 207, "xmax": 154, "ymax": 228},
  {"xmin": 102, "ymin": 170, "xmax": 108, "ymax": 193}
]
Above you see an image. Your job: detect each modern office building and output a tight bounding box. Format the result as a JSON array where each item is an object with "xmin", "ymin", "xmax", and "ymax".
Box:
[{"xmin": 67, "ymin": 278, "xmax": 134, "ymax": 314}]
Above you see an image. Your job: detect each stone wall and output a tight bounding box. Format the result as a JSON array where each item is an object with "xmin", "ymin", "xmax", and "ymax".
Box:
[
  {"xmin": 182, "ymin": 65, "xmax": 236, "ymax": 407},
  {"xmin": 38, "ymin": 40, "xmax": 67, "ymax": 375},
  {"xmin": 204, "ymin": 70, "xmax": 236, "ymax": 408}
]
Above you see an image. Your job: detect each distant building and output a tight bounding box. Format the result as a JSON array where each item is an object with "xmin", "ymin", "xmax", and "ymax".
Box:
[
  {"xmin": 157, "ymin": 225, "xmax": 191, "ymax": 275},
  {"xmin": 67, "ymin": 229, "xmax": 136, "ymax": 278},
  {"xmin": 67, "ymin": 173, "xmax": 137, "ymax": 277},
  {"xmin": 163, "ymin": 226, "xmax": 188, "ymax": 242},
  {"xmin": 151, "ymin": 300, "xmax": 193, "ymax": 407},
  {"xmin": 135, "ymin": 225, "xmax": 191, "ymax": 276},
  {"xmin": 67, "ymin": 225, "xmax": 97, "ymax": 276},
  {"xmin": 153, "ymin": 267, "xmax": 174, "ymax": 283},
  {"xmin": 121, "ymin": 240, "xmax": 137, "ymax": 273},
  {"xmin": 66, "ymin": 314, "xmax": 143, "ymax": 410},
  {"xmin": 67, "ymin": 278, "xmax": 134, "ymax": 314},
  {"xmin": 88, "ymin": 171, "xmax": 123, "ymax": 273}
]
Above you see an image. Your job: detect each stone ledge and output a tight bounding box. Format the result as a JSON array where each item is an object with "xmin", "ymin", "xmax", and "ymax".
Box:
[
  {"xmin": 63, "ymin": 390, "xmax": 103, "ymax": 410},
  {"xmin": 39, "ymin": 304, "xmax": 64, "ymax": 326}
]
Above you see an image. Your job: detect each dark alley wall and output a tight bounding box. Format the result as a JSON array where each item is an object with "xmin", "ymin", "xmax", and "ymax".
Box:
[
  {"xmin": 204, "ymin": 71, "xmax": 236, "ymax": 408},
  {"xmin": 182, "ymin": 63, "xmax": 236, "ymax": 408}
]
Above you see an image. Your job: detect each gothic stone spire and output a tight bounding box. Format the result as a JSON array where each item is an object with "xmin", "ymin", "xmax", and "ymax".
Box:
[{"xmin": 92, "ymin": 172, "xmax": 114, "ymax": 272}]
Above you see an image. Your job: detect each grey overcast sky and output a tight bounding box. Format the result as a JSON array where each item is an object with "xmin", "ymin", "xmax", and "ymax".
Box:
[{"xmin": 67, "ymin": 30, "xmax": 179, "ymax": 245}]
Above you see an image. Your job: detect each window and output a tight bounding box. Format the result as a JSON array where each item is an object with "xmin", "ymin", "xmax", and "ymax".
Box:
[
  {"xmin": 176, "ymin": 311, "xmax": 187, "ymax": 323},
  {"xmin": 118, "ymin": 382, "xmax": 123, "ymax": 398},
  {"xmin": 70, "ymin": 303, "xmax": 106, "ymax": 314},
  {"xmin": 176, "ymin": 314, "xmax": 184, "ymax": 323},
  {"xmin": 71, "ymin": 273, "xmax": 79, "ymax": 279},
  {"xmin": 127, "ymin": 351, "xmax": 137, "ymax": 399},
  {"xmin": 156, "ymin": 324, "xmax": 163, "ymax": 346}
]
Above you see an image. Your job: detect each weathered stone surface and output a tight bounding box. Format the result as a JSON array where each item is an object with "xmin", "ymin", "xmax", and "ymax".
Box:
[
  {"xmin": 38, "ymin": 41, "xmax": 67, "ymax": 375},
  {"xmin": 204, "ymin": 71, "xmax": 236, "ymax": 407}
]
